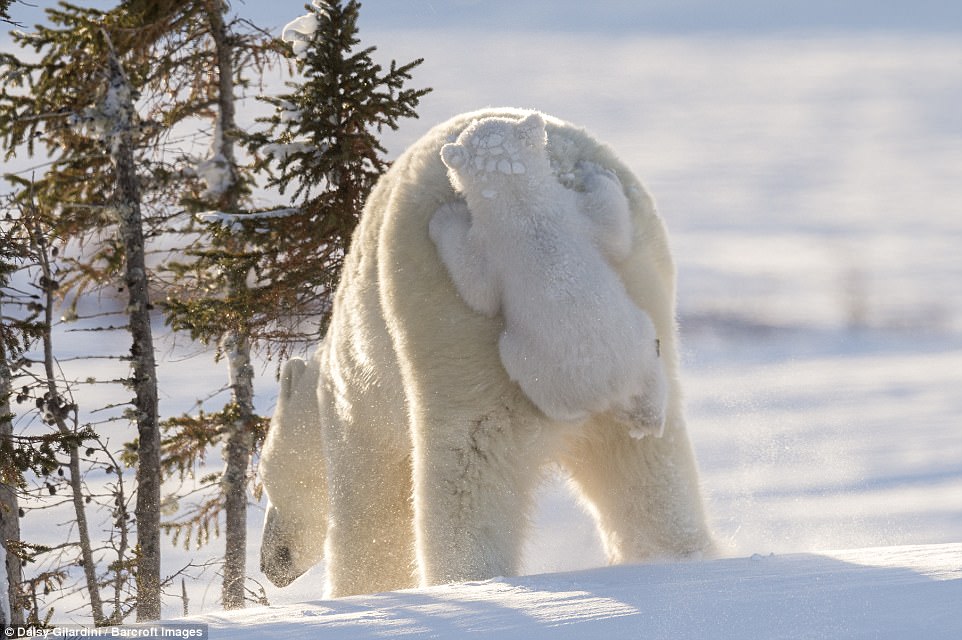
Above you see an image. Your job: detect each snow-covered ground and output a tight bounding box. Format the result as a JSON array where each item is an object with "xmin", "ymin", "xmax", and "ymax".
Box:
[
  {"xmin": 4, "ymin": 2, "xmax": 961, "ymax": 636},
  {"xmin": 197, "ymin": 543, "xmax": 962, "ymax": 639},
  {"xmin": 347, "ymin": 25, "xmax": 962, "ymax": 563},
  {"xmin": 197, "ymin": 29, "xmax": 962, "ymax": 635}
]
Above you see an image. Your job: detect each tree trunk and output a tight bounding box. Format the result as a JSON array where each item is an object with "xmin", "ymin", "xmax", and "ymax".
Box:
[
  {"xmin": 0, "ymin": 303, "xmax": 24, "ymax": 627},
  {"xmin": 220, "ymin": 329, "xmax": 254, "ymax": 610},
  {"xmin": 33, "ymin": 233, "xmax": 108, "ymax": 626},
  {"xmin": 102, "ymin": 42, "xmax": 162, "ymax": 622},
  {"xmin": 204, "ymin": 1, "xmax": 254, "ymax": 611}
]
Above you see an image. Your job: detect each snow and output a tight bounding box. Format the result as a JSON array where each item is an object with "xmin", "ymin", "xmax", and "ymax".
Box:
[
  {"xmin": 282, "ymin": 1, "xmax": 329, "ymax": 59},
  {"xmin": 3, "ymin": 3, "xmax": 962, "ymax": 637},
  {"xmin": 261, "ymin": 141, "xmax": 319, "ymax": 162},
  {"xmin": 68, "ymin": 66, "xmax": 136, "ymax": 154},
  {"xmin": 277, "ymin": 100, "xmax": 302, "ymax": 124},
  {"xmin": 195, "ymin": 120, "xmax": 234, "ymax": 200},
  {"xmin": 196, "ymin": 544, "xmax": 962, "ymax": 639},
  {"xmin": 196, "ymin": 208, "xmax": 299, "ymax": 233},
  {"xmin": 195, "ymin": 154, "xmax": 232, "ymax": 200}
]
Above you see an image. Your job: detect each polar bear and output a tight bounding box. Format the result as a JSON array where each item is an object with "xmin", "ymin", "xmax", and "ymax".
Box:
[
  {"xmin": 429, "ymin": 113, "xmax": 667, "ymax": 437},
  {"xmin": 259, "ymin": 108, "xmax": 714, "ymax": 598}
]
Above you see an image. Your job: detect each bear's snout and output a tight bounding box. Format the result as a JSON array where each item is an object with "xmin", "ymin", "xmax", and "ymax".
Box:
[
  {"xmin": 260, "ymin": 504, "xmax": 304, "ymax": 587},
  {"xmin": 261, "ymin": 544, "xmax": 297, "ymax": 587}
]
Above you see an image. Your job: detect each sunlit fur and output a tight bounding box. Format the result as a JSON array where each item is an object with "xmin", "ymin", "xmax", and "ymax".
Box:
[{"xmin": 259, "ymin": 108, "xmax": 714, "ymax": 598}]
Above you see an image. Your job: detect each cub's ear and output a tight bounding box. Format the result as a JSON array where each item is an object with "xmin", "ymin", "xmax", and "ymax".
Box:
[
  {"xmin": 278, "ymin": 358, "xmax": 308, "ymax": 401},
  {"xmin": 518, "ymin": 112, "xmax": 547, "ymax": 147},
  {"xmin": 440, "ymin": 143, "xmax": 468, "ymax": 170}
]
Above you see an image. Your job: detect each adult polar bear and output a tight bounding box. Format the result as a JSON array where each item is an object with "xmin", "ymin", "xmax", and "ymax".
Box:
[{"xmin": 260, "ymin": 108, "xmax": 714, "ymax": 598}]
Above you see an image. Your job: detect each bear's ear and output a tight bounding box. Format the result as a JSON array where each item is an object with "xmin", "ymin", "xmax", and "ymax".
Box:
[
  {"xmin": 279, "ymin": 358, "xmax": 307, "ymax": 401},
  {"xmin": 440, "ymin": 143, "xmax": 468, "ymax": 170},
  {"xmin": 518, "ymin": 112, "xmax": 547, "ymax": 147}
]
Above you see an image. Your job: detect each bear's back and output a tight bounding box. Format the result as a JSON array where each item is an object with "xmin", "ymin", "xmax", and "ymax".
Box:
[{"xmin": 327, "ymin": 108, "xmax": 677, "ymax": 430}]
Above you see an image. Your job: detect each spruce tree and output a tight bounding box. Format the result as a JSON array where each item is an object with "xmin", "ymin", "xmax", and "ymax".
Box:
[
  {"xmin": 193, "ymin": 0, "xmax": 261, "ymax": 610},
  {"xmin": 0, "ymin": 202, "xmax": 34, "ymax": 628},
  {"xmin": 0, "ymin": 196, "xmax": 145, "ymax": 626},
  {"xmin": 146, "ymin": 0, "xmax": 281, "ymax": 610},
  {"xmin": 2, "ymin": 0, "xmax": 285, "ymax": 617},
  {"xmin": 0, "ymin": 4, "xmax": 173, "ymax": 621},
  {"xmin": 161, "ymin": 0, "xmax": 429, "ymax": 609},
  {"xmin": 0, "ymin": 322, "xmax": 19, "ymax": 628},
  {"xmin": 247, "ymin": 0, "xmax": 430, "ymax": 336},
  {"xmin": 101, "ymin": 40, "xmax": 163, "ymax": 623},
  {"xmin": 1, "ymin": 0, "xmax": 17, "ymax": 25},
  {"xmin": 2, "ymin": 0, "xmax": 430, "ymax": 618}
]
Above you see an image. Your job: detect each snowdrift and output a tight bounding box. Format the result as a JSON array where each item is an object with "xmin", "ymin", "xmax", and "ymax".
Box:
[{"xmin": 197, "ymin": 543, "xmax": 961, "ymax": 639}]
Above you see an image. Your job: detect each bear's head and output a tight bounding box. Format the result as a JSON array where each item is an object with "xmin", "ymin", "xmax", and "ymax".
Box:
[
  {"xmin": 441, "ymin": 112, "xmax": 550, "ymax": 195},
  {"xmin": 259, "ymin": 357, "xmax": 327, "ymax": 588}
]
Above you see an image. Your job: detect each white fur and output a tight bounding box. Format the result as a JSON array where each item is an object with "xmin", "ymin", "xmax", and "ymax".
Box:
[
  {"xmin": 259, "ymin": 357, "xmax": 326, "ymax": 587},
  {"xmin": 259, "ymin": 108, "xmax": 714, "ymax": 598},
  {"xmin": 431, "ymin": 113, "xmax": 667, "ymax": 436}
]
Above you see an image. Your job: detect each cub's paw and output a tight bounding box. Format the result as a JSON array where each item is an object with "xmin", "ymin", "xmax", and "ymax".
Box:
[
  {"xmin": 612, "ymin": 340, "xmax": 669, "ymax": 439},
  {"xmin": 428, "ymin": 200, "xmax": 470, "ymax": 246},
  {"xmin": 576, "ymin": 161, "xmax": 622, "ymax": 192},
  {"xmin": 612, "ymin": 391, "xmax": 667, "ymax": 440}
]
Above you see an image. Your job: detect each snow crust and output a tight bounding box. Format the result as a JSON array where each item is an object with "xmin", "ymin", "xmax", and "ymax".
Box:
[
  {"xmin": 194, "ymin": 154, "xmax": 231, "ymax": 199},
  {"xmin": 69, "ymin": 71, "xmax": 136, "ymax": 155},
  {"xmin": 277, "ymin": 100, "xmax": 302, "ymax": 124},
  {"xmin": 261, "ymin": 141, "xmax": 321, "ymax": 162},
  {"xmin": 195, "ymin": 543, "xmax": 962, "ymax": 639}
]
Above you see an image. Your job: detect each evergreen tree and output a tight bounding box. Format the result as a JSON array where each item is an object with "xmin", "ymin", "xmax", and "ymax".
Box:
[
  {"xmin": 101, "ymin": 35, "xmax": 163, "ymax": 623},
  {"xmin": 135, "ymin": 0, "xmax": 281, "ymax": 611},
  {"xmin": 2, "ymin": 0, "xmax": 430, "ymax": 619},
  {"xmin": 0, "ymin": 201, "xmax": 35, "ymax": 628},
  {"xmin": 0, "ymin": 198, "xmax": 130, "ymax": 627},
  {"xmin": 15, "ymin": 202, "xmax": 109, "ymax": 625},
  {"xmin": 0, "ymin": 325, "xmax": 19, "ymax": 628},
  {"xmin": 161, "ymin": 0, "xmax": 429, "ymax": 610},
  {"xmin": 1, "ymin": 0, "xmax": 280, "ymax": 614},
  {"xmin": 1, "ymin": 0, "xmax": 17, "ymax": 25},
  {"xmin": 247, "ymin": 0, "xmax": 430, "ymax": 337},
  {"xmin": 188, "ymin": 0, "xmax": 263, "ymax": 610},
  {"xmin": 0, "ymin": 4, "xmax": 174, "ymax": 621}
]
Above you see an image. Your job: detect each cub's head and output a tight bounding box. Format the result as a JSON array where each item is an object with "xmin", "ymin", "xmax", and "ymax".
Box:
[{"xmin": 440, "ymin": 112, "xmax": 549, "ymax": 193}]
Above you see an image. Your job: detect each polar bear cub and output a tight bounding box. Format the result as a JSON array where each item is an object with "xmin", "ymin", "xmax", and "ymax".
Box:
[{"xmin": 429, "ymin": 113, "xmax": 667, "ymax": 437}]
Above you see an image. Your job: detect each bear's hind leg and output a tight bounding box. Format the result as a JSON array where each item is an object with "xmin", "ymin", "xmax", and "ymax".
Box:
[
  {"xmin": 412, "ymin": 398, "xmax": 550, "ymax": 586},
  {"xmin": 560, "ymin": 414, "xmax": 714, "ymax": 564}
]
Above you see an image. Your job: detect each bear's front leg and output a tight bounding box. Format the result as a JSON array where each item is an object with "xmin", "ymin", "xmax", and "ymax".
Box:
[
  {"xmin": 320, "ymin": 381, "xmax": 418, "ymax": 597},
  {"xmin": 322, "ymin": 442, "xmax": 417, "ymax": 597}
]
